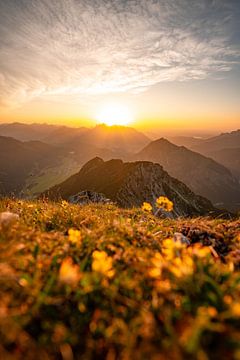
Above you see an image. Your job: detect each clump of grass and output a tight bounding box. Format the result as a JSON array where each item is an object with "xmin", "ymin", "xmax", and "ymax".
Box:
[{"xmin": 0, "ymin": 198, "xmax": 239, "ymax": 359}]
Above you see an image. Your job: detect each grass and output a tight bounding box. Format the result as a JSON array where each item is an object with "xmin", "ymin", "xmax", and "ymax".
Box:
[{"xmin": 0, "ymin": 198, "xmax": 240, "ymax": 359}]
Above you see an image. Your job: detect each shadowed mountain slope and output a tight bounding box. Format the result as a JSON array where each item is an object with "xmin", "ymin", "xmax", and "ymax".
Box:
[
  {"xmin": 0, "ymin": 136, "xmax": 63, "ymax": 195},
  {"xmin": 135, "ymin": 138, "xmax": 240, "ymax": 211}
]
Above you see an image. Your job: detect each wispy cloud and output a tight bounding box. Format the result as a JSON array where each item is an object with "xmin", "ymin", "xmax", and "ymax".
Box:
[{"xmin": 0, "ymin": 0, "xmax": 239, "ymax": 107}]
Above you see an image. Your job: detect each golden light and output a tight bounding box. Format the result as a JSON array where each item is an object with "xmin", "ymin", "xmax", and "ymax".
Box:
[{"xmin": 95, "ymin": 103, "xmax": 134, "ymax": 126}]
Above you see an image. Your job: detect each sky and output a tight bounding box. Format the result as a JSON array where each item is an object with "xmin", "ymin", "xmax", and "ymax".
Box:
[{"xmin": 0, "ymin": 0, "xmax": 239, "ymax": 135}]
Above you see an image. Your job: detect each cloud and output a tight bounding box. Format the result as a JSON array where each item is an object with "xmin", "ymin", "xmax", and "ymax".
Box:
[{"xmin": 0, "ymin": 0, "xmax": 239, "ymax": 107}]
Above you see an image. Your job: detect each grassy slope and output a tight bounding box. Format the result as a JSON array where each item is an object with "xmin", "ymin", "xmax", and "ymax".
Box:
[{"xmin": 0, "ymin": 199, "xmax": 240, "ymax": 359}]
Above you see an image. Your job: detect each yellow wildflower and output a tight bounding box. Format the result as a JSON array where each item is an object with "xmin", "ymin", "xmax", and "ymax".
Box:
[
  {"xmin": 232, "ymin": 302, "xmax": 240, "ymax": 317},
  {"xmin": 156, "ymin": 196, "xmax": 173, "ymax": 212},
  {"xmin": 142, "ymin": 202, "xmax": 153, "ymax": 212},
  {"xmin": 92, "ymin": 251, "xmax": 115, "ymax": 278},
  {"xmin": 149, "ymin": 253, "xmax": 162, "ymax": 278},
  {"xmin": 68, "ymin": 229, "xmax": 81, "ymax": 244},
  {"xmin": 61, "ymin": 200, "xmax": 68, "ymax": 207},
  {"xmin": 192, "ymin": 244, "xmax": 211, "ymax": 258},
  {"xmin": 169, "ymin": 255, "xmax": 194, "ymax": 278},
  {"xmin": 161, "ymin": 238, "xmax": 176, "ymax": 260},
  {"xmin": 59, "ymin": 257, "xmax": 81, "ymax": 285}
]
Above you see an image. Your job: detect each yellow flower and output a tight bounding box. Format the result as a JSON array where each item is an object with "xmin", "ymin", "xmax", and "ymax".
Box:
[
  {"xmin": 59, "ymin": 257, "xmax": 81, "ymax": 285},
  {"xmin": 68, "ymin": 229, "xmax": 81, "ymax": 244},
  {"xmin": 92, "ymin": 251, "xmax": 115, "ymax": 278},
  {"xmin": 141, "ymin": 202, "xmax": 153, "ymax": 212},
  {"xmin": 192, "ymin": 244, "xmax": 211, "ymax": 258},
  {"xmin": 156, "ymin": 196, "xmax": 173, "ymax": 212},
  {"xmin": 61, "ymin": 200, "xmax": 68, "ymax": 207},
  {"xmin": 232, "ymin": 302, "xmax": 240, "ymax": 317},
  {"xmin": 161, "ymin": 238, "xmax": 176, "ymax": 260},
  {"xmin": 149, "ymin": 253, "xmax": 162, "ymax": 278},
  {"xmin": 169, "ymin": 255, "xmax": 194, "ymax": 278}
]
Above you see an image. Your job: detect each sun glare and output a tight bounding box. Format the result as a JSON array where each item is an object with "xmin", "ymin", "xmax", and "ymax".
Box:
[{"xmin": 95, "ymin": 103, "xmax": 134, "ymax": 126}]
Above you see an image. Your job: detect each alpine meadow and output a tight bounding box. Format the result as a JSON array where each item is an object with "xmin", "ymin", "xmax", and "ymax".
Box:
[{"xmin": 0, "ymin": 1, "xmax": 240, "ymax": 359}]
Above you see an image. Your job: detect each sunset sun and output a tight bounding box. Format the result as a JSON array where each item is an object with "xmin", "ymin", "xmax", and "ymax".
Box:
[{"xmin": 95, "ymin": 103, "xmax": 134, "ymax": 126}]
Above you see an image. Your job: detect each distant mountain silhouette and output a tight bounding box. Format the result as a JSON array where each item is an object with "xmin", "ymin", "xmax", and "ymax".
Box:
[
  {"xmin": 74, "ymin": 124, "xmax": 150, "ymax": 153},
  {"xmin": 168, "ymin": 130, "xmax": 240, "ymax": 181},
  {"xmin": 0, "ymin": 122, "xmax": 61, "ymax": 141},
  {"xmin": 135, "ymin": 138, "xmax": 240, "ymax": 211},
  {"xmin": 193, "ymin": 130, "xmax": 240, "ymax": 153},
  {"xmin": 44, "ymin": 157, "xmax": 221, "ymax": 218},
  {"xmin": 0, "ymin": 122, "xmax": 150, "ymax": 154},
  {"xmin": 168, "ymin": 130, "xmax": 240, "ymax": 153},
  {"xmin": 43, "ymin": 126, "xmax": 88, "ymax": 145}
]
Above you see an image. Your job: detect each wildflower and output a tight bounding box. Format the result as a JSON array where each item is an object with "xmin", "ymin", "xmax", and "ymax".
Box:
[
  {"xmin": 0, "ymin": 211, "xmax": 19, "ymax": 228},
  {"xmin": 232, "ymin": 302, "xmax": 240, "ymax": 317},
  {"xmin": 61, "ymin": 200, "xmax": 68, "ymax": 207},
  {"xmin": 68, "ymin": 228, "xmax": 81, "ymax": 244},
  {"xmin": 156, "ymin": 196, "xmax": 173, "ymax": 212},
  {"xmin": 149, "ymin": 253, "xmax": 162, "ymax": 278},
  {"xmin": 192, "ymin": 244, "xmax": 211, "ymax": 258},
  {"xmin": 161, "ymin": 238, "xmax": 176, "ymax": 260},
  {"xmin": 169, "ymin": 256, "xmax": 194, "ymax": 278},
  {"xmin": 92, "ymin": 251, "xmax": 115, "ymax": 278},
  {"xmin": 59, "ymin": 257, "xmax": 81, "ymax": 285},
  {"xmin": 142, "ymin": 202, "xmax": 152, "ymax": 212}
]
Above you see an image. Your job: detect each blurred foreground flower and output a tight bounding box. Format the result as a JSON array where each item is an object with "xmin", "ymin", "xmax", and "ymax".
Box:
[
  {"xmin": 0, "ymin": 211, "xmax": 19, "ymax": 228},
  {"xmin": 149, "ymin": 253, "xmax": 162, "ymax": 278},
  {"xmin": 232, "ymin": 303, "xmax": 240, "ymax": 317},
  {"xmin": 68, "ymin": 229, "xmax": 81, "ymax": 244},
  {"xmin": 156, "ymin": 196, "xmax": 173, "ymax": 212},
  {"xmin": 142, "ymin": 202, "xmax": 152, "ymax": 212},
  {"xmin": 92, "ymin": 251, "xmax": 115, "ymax": 278},
  {"xmin": 59, "ymin": 257, "xmax": 81, "ymax": 285}
]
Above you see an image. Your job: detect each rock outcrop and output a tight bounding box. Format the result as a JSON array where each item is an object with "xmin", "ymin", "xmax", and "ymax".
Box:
[{"xmin": 69, "ymin": 190, "xmax": 112, "ymax": 205}]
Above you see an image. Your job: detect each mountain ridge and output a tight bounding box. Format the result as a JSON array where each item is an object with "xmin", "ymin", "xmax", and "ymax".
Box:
[
  {"xmin": 135, "ymin": 137, "xmax": 240, "ymax": 211},
  {"xmin": 44, "ymin": 157, "xmax": 222, "ymax": 218}
]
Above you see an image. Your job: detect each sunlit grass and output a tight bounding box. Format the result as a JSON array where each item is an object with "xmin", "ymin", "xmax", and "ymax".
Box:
[{"xmin": 0, "ymin": 199, "xmax": 239, "ymax": 359}]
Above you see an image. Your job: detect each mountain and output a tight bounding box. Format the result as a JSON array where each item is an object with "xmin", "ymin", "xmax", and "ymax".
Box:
[
  {"xmin": 193, "ymin": 129, "xmax": 240, "ymax": 154},
  {"xmin": 42, "ymin": 126, "xmax": 88, "ymax": 145},
  {"xmin": 0, "ymin": 122, "xmax": 61, "ymax": 141},
  {"xmin": 0, "ymin": 122, "xmax": 150, "ymax": 154},
  {"xmin": 168, "ymin": 130, "xmax": 240, "ymax": 153},
  {"xmin": 76, "ymin": 124, "xmax": 150, "ymax": 153},
  {"xmin": 207, "ymin": 148, "xmax": 240, "ymax": 179},
  {"xmin": 0, "ymin": 135, "xmax": 123, "ymax": 198},
  {"xmin": 0, "ymin": 136, "xmax": 63, "ymax": 195},
  {"xmin": 44, "ymin": 157, "xmax": 220, "ymax": 217},
  {"xmin": 167, "ymin": 136, "xmax": 205, "ymax": 148},
  {"xmin": 135, "ymin": 138, "xmax": 240, "ymax": 211},
  {"xmin": 168, "ymin": 130, "xmax": 240, "ymax": 180}
]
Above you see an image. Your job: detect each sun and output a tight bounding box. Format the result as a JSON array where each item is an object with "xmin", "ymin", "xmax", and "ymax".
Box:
[{"xmin": 95, "ymin": 103, "xmax": 134, "ymax": 126}]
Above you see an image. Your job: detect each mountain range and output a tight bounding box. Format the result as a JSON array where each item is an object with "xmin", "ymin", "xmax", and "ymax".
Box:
[
  {"xmin": 44, "ymin": 157, "xmax": 219, "ymax": 218},
  {"xmin": 168, "ymin": 130, "xmax": 240, "ymax": 179},
  {"xmin": 0, "ymin": 122, "xmax": 239, "ymax": 214},
  {"xmin": 135, "ymin": 138, "xmax": 240, "ymax": 211}
]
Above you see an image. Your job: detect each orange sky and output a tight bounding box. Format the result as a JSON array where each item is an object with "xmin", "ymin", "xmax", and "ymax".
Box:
[{"xmin": 0, "ymin": 1, "xmax": 239, "ymax": 135}]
